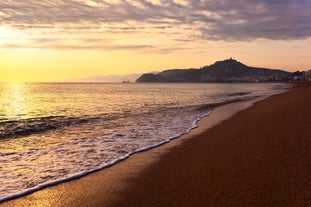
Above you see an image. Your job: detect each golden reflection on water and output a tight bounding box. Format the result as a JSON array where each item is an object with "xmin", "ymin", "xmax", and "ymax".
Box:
[{"xmin": 0, "ymin": 83, "xmax": 31, "ymax": 120}]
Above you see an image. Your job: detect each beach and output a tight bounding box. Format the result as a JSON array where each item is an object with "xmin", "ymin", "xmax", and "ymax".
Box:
[{"xmin": 1, "ymin": 83, "xmax": 310, "ymax": 207}]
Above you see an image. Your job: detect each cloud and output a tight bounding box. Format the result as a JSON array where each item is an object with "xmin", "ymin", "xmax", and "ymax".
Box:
[
  {"xmin": 0, "ymin": 38, "xmax": 153, "ymax": 51},
  {"xmin": 0, "ymin": 0, "xmax": 310, "ymax": 50}
]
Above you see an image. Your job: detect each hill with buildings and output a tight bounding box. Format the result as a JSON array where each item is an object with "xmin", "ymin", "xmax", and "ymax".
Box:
[{"xmin": 136, "ymin": 59, "xmax": 293, "ymax": 83}]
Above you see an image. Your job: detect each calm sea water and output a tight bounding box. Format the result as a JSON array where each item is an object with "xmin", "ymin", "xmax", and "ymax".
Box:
[{"xmin": 0, "ymin": 82, "xmax": 286, "ymax": 201}]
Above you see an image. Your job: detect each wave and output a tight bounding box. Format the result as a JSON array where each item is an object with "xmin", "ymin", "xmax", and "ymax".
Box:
[
  {"xmin": 0, "ymin": 109, "xmax": 211, "ymax": 203},
  {"xmin": 227, "ymin": 91, "xmax": 252, "ymax": 96},
  {"xmin": 197, "ymin": 95, "xmax": 260, "ymax": 111},
  {"xmin": 0, "ymin": 116, "xmax": 101, "ymax": 140},
  {"xmin": 0, "ymin": 95, "xmax": 261, "ymax": 141},
  {"xmin": 0, "ymin": 95, "xmax": 264, "ymax": 203}
]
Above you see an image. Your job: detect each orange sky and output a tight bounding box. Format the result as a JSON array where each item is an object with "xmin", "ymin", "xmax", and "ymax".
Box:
[{"xmin": 1, "ymin": 1, "xmax": 310, "ymax": 82}]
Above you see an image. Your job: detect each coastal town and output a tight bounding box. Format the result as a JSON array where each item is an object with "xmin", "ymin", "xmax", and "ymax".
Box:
[{"xmin": 136, "ymin": 58, "xmax": 311, "ymax": 83}]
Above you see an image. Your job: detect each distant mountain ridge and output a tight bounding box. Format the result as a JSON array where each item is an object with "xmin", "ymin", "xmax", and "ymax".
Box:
[
  {"xmin": 136, "ymin": 59, "xmax": 293, "ymax": 83},
  {"xmin": 67, "ymin": 73, "xmax": 141, "ymax": 83}
]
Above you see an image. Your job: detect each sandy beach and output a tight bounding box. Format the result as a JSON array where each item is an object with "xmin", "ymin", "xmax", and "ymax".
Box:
[{"xmin": 1, "ymin": 83, "xmax": 310, "ymax": 207}]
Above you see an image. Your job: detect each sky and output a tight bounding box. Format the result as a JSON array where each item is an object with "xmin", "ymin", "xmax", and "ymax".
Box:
[{"xmin": 0, "ymin": 0, "xmax": 311, "ymax": 82}]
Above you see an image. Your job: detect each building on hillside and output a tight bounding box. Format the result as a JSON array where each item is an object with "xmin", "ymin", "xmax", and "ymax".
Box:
[{"xmin": 302, "ymin": 70, "xmax": 311, "ymax": 81}]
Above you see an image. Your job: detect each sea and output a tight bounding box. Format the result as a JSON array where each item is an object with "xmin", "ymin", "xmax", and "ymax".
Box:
[{"xmin": 0, "ymin": 82, "xmax": 287, "ymax": 202}]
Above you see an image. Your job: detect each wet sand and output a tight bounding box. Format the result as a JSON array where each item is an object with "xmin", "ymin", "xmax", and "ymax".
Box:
[{"xmin": 1, "ymin": 83, "xmax": 310, "ymax": 207}]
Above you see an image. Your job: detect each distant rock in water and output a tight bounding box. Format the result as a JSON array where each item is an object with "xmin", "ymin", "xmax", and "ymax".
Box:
[{"xmin": 136, "ymin": 58, "xmax": 292, "ymax": 83}]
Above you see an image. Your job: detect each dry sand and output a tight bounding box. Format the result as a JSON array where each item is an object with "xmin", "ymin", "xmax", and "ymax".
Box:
[{"xmin": 1, "ymin": 83, "xmax": 310, "ymax": 207}]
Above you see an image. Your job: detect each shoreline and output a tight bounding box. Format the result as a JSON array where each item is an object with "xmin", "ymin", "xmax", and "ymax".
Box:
[
  {"xmin": 112, "ymin": 83, "xmax": 310, "ymax": 207},
  {"xmin": 2, "ymin": 83, "xmax": 310, "ymax": 206},
  {"xmin": 0, "ymin": 92, "xmax": 261, "ymax": 206},
  {"xmin": 0, "ymin": 96, "xmax": 260, "ymax": 203}
]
